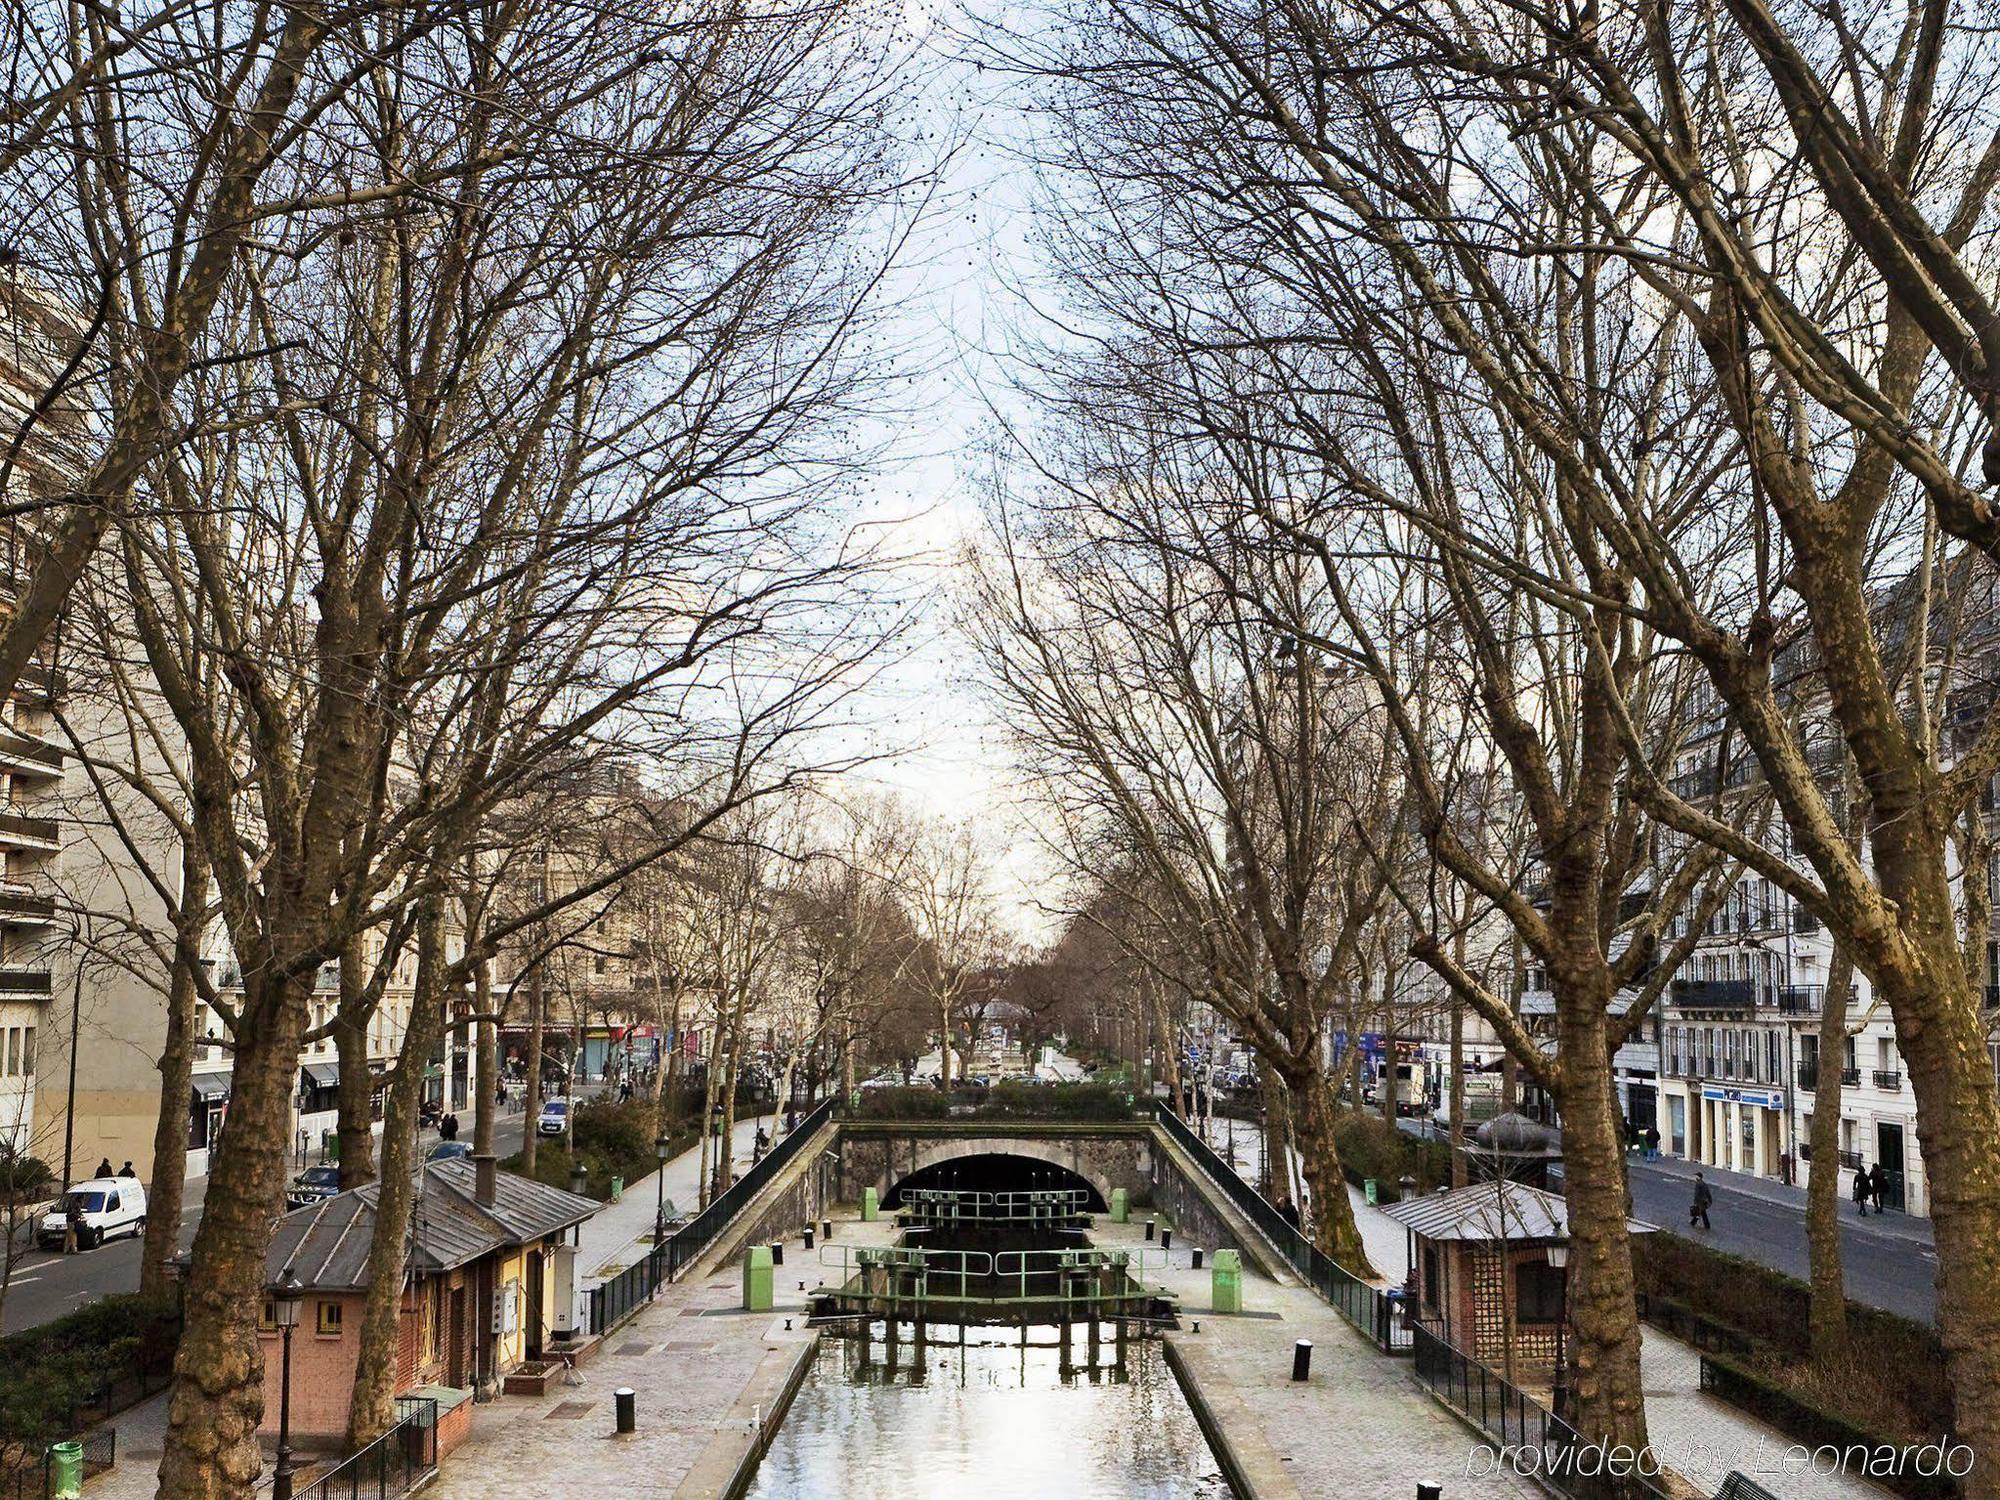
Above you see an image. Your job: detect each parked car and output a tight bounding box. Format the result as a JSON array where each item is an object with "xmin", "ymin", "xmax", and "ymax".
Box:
[
  {"xmin": 286, "ymin": 1164, "xmax": 343, "ymax": 1211},
  {"xmin": 39, "ymin": 1178, "xmax": 146, "ymax": 1250},
  {"xmin": 427, "ymin": 1140, "xmax": 472, "ymax": 1162},
  {"xmin": 536, "ymin": 1098, "xmax": 569, "ymax": 1136}
]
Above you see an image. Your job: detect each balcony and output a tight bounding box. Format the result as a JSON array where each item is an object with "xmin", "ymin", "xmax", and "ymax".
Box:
[
  {"xmin": 0, "ymin": 966, "xmax": 51, "ymax": 996},
  {"xmin": 0, "ymin": 730, "xmax": 61, "ymax": 780},
  {"xmin": 1792, "ymin": 906, "xmax": 1820, "ymax": 935},
  {"xmin": 0, "ymin": 886, "xmax": 55, "ymax": 926},
  {"xmin": 1671, "ymin": 978, "xmax": 1758, "ymax": 1012},
  {"xmin": 1797, "ymin": 1064, "xmax": 1863, "ymax": 1090},
  {"xmin": 0, "ymin": 811, "xmax": 58, "ymax": 851},
  {"xmin": 1872, "ymin": 1069, "xmax": 1903, "ymax": 1090},
  {"xmin": 1778, "ymin": 985, "xmax": 1824, "ymax": 1016}
]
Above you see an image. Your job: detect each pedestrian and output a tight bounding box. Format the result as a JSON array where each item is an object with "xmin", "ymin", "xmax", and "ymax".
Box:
[
  {"xmin": 620, "ymin": 1078, "xmax": 634, "ymax": 1103},
  {"xmin": 442, "ymin": 1114, "xmax": 458, "ymax": 1142},
  {"xmin": 1644, "ymin": 1126, "xmax": 1661, "ymax": 1162},
  {"xmin": 1278, "ymin": 1196, "xmax": 1302, "ymax": 1231},
  {"xmin": 1852, "ymin": 1164, "xmax": 1871, "ymax": 1217},
  {"xmin": 118, "ymin": 1161, "xmax": 136, "ymax": 1178},
  {"xmin": 1689, "ymin": 1171, "xmax": 1713, "ymax": 1231},
  {"xmin": 94, "ymin": 1157, "xmax": 113, "ymax": 1179},
  {"xmin": 1870, "ymin": 1162, "xmax": 1890, "ymax": 1214}
]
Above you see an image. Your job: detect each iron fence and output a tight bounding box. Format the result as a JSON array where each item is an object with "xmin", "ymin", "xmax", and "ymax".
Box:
[
  {"xmin": 1151, "ymin": 1102, "xmax": 1410, "ymax": 1353},
  {"xmin": 587, "ymin": 1098, "xmax": 834, "ymax": 1335},
  {"xmin": 0, "ymin": 1427, "xmax": 117, "ymax": 1500},
  {"xmin": 291, "ymin": 1397, "xmax": 437, "ymax": 1500},
  {"xmin": 1412, "ymin": 1322, "xmax": 1673, "ymax": 1500}
]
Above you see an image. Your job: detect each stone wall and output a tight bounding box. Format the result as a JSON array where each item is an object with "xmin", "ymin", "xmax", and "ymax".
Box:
[
  {"xmin": 833, "ymin": 1126, "xmax": 1154, "ymax": 1210},
  {"xmin": 1150, "ymin": 1142, "xmax": 1245, "ymax": 1260}
]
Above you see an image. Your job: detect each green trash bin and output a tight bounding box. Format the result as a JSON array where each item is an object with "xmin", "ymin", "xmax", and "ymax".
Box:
[
  {"xmin": 861, "ymin": 1187, "xmax": 879, "ymax": 1222},
  {"xmin": 742, "ymin": 1244, "xmax": 774, "ymax": 1311},
  {"xmin": 1110, "ymin": 1187, "xmax": 1129, "ymax": 1224},
  {"xmin": 1211, "ymin": 1249, "xmax": 1242, "ymax": 1315},
  {"xmin": 47, "ymin": 1439, "xmax": 82, "ymax": 1500},
  {"xmin": 1364, "ymin": 1178, "xmax": 1378, "ymax": 1205},
  {"xmin": 609, "ymin": 1176, "xmax": 623, "ymax": 1203}
]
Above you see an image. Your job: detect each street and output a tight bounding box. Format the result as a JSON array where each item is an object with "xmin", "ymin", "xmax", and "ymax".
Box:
[
  {"xmin": 1624, "ymin": 1152, "xmax": 1938, "ymax": 1324},
  {"xmin": 1, "ymin": 1112, "xmax": 528, "ymax": 1334}
]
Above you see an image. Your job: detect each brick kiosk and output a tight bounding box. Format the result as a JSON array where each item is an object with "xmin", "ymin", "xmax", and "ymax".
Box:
[
  {"xmin": 1382, "ymin": 1180, "xmax": 1648, "ymax": 1382},
  {"xmin": 258, "ymin": 1160, "xmax": 597, "ymax": 1447}
]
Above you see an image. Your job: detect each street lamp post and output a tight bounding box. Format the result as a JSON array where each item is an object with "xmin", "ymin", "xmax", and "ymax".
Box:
[
  {"xmin": 654, "ymin": 1133, "xmax": 672, "ymax": 1247},
  {"xmin": 271, "ymin": 1268, "xmax": 304, "ymax": 1500},
  {"xmin": 1545, "ymin": 1244, "xmax": 1570, "ymax": 1421}
]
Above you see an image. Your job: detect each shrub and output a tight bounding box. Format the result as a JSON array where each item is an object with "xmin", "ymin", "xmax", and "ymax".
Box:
[
  {"xmin": 0, "ymin": 1294, "xmax": 179, "ymax": 1444},
  {"xmin": 502, "ymin": 1098, "xmax": 696, "ymax": 1201},
  {"xmin": 979, "ymin": 1081, "xmax": 1133, "ymax": 1121},
  {"xmin": 1329, "ymin": 1110, "xmax": 1451, "ymax": 1201}
]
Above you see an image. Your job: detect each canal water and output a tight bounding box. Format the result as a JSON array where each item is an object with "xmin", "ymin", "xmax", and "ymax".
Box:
[{"xmin": 742, "ymin": 1323, "xmax": 1236, "ymax": 1499}]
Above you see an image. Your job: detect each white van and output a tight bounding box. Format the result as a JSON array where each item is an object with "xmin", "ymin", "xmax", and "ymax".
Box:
[{"xmin": 39, "ymin": 1177, "xmax": 147, "ymax": 1250}]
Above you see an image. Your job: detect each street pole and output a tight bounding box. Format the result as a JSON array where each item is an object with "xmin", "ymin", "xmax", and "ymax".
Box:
[{"xmin": 272, "ymin": 1269, "xmax": 303, "ymax": 1500}]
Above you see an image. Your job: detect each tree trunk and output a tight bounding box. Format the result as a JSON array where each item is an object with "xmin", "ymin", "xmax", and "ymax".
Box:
[
  {"xmin": 1806, "ymin": 950, "xmax": 1854, "ymax": 1364},
  {"xmin": 1550, "ymin": 992, "xmax": 1650, "ymax": 1462},
  {"xmin": 521, "ymin": 960, "xmax": 545, "ymax": 1174},
  {"xmin": 347, "ymin": 903, "xmax": 447, "ymax": 1448},
  {"xmin": 1379, "ymin": 974, "xmax": 1400, "ymax": 1124},
  {"xmin": 141, "ymin": 845, "xmax": 210, "ymax": 1300},
  {"xmin": 938, "ymin": 995, "xmax": 953, "ymax": 1090},
  {"xmin": 1289, "ymin": 1059, "xmax": 1376, "ymax": 1275},
  {"xmin": 155, "ymin": 970, "xmax": 310, "ymax": 1500},
  {"xmin": 697, "ymin": 1004, "xmax": 725, "ymax": 1207},
  {"xmin": 473, "ymin": 952, "xmax": 497, "ymax": 1167},
  {"xmin": 1260, "ymin": 1069, "xmax": 1288, "ymax": 1198},
  {"xmin": 334, "ymin": 933, "xmax": 376, "ymax": 1190}
]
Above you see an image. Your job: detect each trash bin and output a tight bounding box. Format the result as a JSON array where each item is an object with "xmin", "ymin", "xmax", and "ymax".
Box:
[
  {"xmin": 742, "ymin": 1244, "xmax": 774, "ymax": 1312},
  {"xmin": 861, "ymin": 1187, "xmax": 879, "ymax": 1222},
  {"xmin": 1364, "ymin": 1178, "xmax": 1378, "ymax": 1205},
  {"xmin": 1211, "ymin": 1249, "xmax": 1242, "ymax": 1315},
  {"xmin": 1110, "ymin": 1188, "xmax": 1129, "ymax": 1224},
  {"xmin": 47, "ymin": 1440, "xmax": 82, "ymax": 1500},
  {"xmin": 609, "ymin": 1176, "xmax": 623, "ymax": 1203}
]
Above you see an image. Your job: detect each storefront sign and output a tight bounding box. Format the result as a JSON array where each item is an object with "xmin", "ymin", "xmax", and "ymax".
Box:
[{"xmin": 1700, "ymin": 1084, "xmax": 1783, "ymax": 1110}]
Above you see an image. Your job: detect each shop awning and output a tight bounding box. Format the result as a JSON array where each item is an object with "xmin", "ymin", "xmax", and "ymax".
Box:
[
  {"xmin": 301, "ymin": 1061, "xmax": 340, "ymax": 1089},
  {"xmin": 191, "ymin": 1072, "xmax": 231, "ymax": 1102}
]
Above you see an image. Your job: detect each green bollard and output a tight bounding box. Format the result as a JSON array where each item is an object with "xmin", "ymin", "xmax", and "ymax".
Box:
[
  {"xmin": 1364, "ymin": 1178, "xmax": 1378, "ymax": 1205},
  {"xmin": 742, "ymin": 1244, "xmax": 774, "ymax": 1311},
  {"xmin": 1110, "ymin": 1188, "xmax": 1129, "ymax": 1223},
  {"xmin": 862, "ymin": 1187, "xmax": 879, "ymax": 1222},
  {"xmin": 1211, "ymin": 1249, "xmax": 1242, "ymax": 1314},
  {"xmin": 47, "ymin": 1441, "xmax": 82, "ymax": 1500},
  {"xmin": 610, "ymin": 1176, "xmax": 623, "ymax": 1203}
]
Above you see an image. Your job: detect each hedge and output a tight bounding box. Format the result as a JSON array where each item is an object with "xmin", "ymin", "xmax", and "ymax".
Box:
[
  {"xmin": 1700, "ymin": 1352, "xmax": 1962, "ymax": 1500},
  {"xmin": 1633, "ymin": 1232, "xmax": 1950, "ymax": 1442}
]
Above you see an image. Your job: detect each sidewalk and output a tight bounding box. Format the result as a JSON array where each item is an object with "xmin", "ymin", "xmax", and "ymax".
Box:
[{"xmin": 578, "ymin": 1116, "xmax": 776, "ymax": 1279}]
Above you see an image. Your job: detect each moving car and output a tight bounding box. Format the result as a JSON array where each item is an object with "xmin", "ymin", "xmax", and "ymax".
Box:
[
  {"xmin": 39, "ymin": 1178, "xmax": 146, "ymax": 1250},
  {"xmin": 536, "ymin": 1098, "xmax": 569, "ymax": 1136},
  {"xmin": 286, "ymin": 1164, "xmax": 342, "ymax": 1211}
]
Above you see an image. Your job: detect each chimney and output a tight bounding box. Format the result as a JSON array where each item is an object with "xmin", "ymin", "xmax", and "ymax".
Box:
[{"xmin": 473, "ymin": 1151, "xmax": 497, "ymax": 1207}]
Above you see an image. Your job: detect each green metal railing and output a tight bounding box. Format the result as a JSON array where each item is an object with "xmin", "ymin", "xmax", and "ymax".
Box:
[
  {"xmin": 898, "ymin": 1188, "xmax": 1094, "ymax": 1225},
  {"xmin": 810, "ymin": 1245, "xmax": 1169, "ymax": 1312}
]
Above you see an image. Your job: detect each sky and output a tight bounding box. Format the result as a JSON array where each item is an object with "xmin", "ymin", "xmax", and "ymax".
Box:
[{"xmin": 819, "ymin": 20, "xmax": 1065, "ymax": 940}]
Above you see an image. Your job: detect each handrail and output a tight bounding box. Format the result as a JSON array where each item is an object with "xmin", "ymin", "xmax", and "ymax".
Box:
[
  {"xmin": 1151, "ymin": 1101, "xmax": 1411, "ymax": 1353},
  {"xmin": 588, "ymin": 1097, "xmax": 834, "ymax": 1334}
]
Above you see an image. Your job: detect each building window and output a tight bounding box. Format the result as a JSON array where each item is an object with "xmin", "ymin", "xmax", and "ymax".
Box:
[
  {"xmin": 258, "ymin": 1299, "xmax": 277, "ymax": 1333},
  {"xmin": 316, "ymin": 1300, "xmax": 343, "ymax": 1337},
  {"xmin": 1515, "ymin": 1261, "xmax": 1565, "ymax": 1322}
]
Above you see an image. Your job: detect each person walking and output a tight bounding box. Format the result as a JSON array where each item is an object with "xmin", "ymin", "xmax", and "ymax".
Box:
[
  {"xmin": 1644, "ymin": 1125, "xmax": 1661, "ymax": 1161},
  {"xmin": 118, "ymin": 1161, "xmax": 136, "ymax": 1178},
  {"xmin": 93, "ymin": 1157, "xmax": 113, "ymax": 1180},
  {"xmin": 1853, "ymin": 1165, "xmax": 1872, "ymax": 1217},
  {"xmin": 1870, "ymin": 1161, "xmax": 1890, "ymax": 1214},
  {"xmin": 1689, "ymin": 1171, "xmax": 1713, "ymax": 1231}
]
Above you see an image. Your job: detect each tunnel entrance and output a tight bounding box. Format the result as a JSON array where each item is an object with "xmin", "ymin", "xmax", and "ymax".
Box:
[{"xmin": 884, "ymin": 1153, "xmax": 1108, "ymax": 1214}]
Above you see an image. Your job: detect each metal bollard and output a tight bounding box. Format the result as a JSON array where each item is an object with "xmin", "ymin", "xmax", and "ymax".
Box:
[
  {"xmin": 803, "ymin": 1226, "xmax": 815, "ymax": 1249},
  {"xmin": 771, "ymin": 1241, "xmax": 784, "ymax": 1266},
  {"xmin": 1417, "ymin": 1487, "xmax": 1442, "ymax": 1500},
  {"xmin": 1144, "ymin": 1218, "xmax": 1155, "ymax": 1241},
  {"xmin": 1292, "ymin": 1339, "xmax": 1313, "ymax": 1382},
  {"xmin": 615, "ymin": 1387, "xmax": 637, "ymax": 1434},
  {"xmin": 821, "ymin": 1218, "xmax": 833, "ymax": 1240},
  {"xmin": 1191, "ymin": 1247, "xmax": 1205, "ymax": 1269},
  {"xmin": 1160, "ymin": 1228, "xmax": 1172, "ymax": 1250}
]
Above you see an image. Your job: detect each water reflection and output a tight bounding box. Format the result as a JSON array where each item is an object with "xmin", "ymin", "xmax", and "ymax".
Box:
[{"xmin": 743, "ymin": 1323, "xmax": 1236, "ymax": 1500}]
